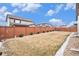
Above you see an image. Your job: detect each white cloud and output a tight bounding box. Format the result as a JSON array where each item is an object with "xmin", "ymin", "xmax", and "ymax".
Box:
[
  {"xmin": 64, "ymin": 3, "xmax": 76, "ymax": 10},
  {"xmin": 66, "ymin": 21, "xmax": 76, "ymax": 27},
  {"xmin": 0, "ymin": 11, "xmax": 12, "ymax": 21},
  {"xmin": 55, "ymin": 4, "xmax": 64, "ymax": 13},
  {"xmin": 46, "ymin": 4, "xmax": 64, "ymax": 16},
  {"xmin": 49, "ymin": 18, "xmax": 65, "ymax": 26},
  {"xmin": 4, "ymin": 11, "xmax": 12, "ymax": 16},
  {"xmin": 0, "ymin": 6, "xmax": 7, "ymax": 21},
  {"xmin": 46, "ymin": 3, "xmax": 75, "ymax": 16},
  {"xmin": 22, "ymin": 3, "xmax": 42, "ymax": 12},
  {"xmin": 11, "ymin": 3, "xmax": 26, "ymax": 8},
  {"xmin": 0, "ymin": 6, "xmax": 12, "ymax": 21},
  {"xmin": 11, "ymin": 3, "xmax": 42, "ymax": 12},
  {"xmin": 46, "ymin": 9, "xmax": 55, "ymax": 16},
  {"xmin": 0, "ymin": 6, "xmax": 7, "ymax": 14},
  {"xmin": 0, "ymin": 15, "xmax": 5, "ymax": 21},
  {"xmin": 12, "ymin": 9, "xmax": 18, "ymax": 13}
]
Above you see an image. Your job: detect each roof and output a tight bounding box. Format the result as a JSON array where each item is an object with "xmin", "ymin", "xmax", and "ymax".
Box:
[{"xmin": 6, "ymin": 14, "xmax": 32, "ymax": 22}]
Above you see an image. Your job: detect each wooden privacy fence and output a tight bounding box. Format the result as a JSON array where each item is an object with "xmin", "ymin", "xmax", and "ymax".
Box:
[
  {"xmin": 0, "ymin": 26, "xmax": 55, "ymax": 40},
  {"xmin": 55, "ymin": 27, "xmax": 77, "ymax": 32},
  {"xmin": 0, "ymin": 26, "xmax": 77, "ymax": 41}
]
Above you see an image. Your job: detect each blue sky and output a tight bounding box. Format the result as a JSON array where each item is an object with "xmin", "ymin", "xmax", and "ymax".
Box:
[{"xmin": 0, "ymin": 3, "xmax": 76, "ymax": 27}]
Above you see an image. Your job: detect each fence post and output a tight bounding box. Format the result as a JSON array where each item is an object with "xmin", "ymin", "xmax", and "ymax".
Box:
[
  {"xmin": 25, "ymin": 27, "xmax": 27, "ymax": 35},
  {"xmin": 34, "ymin": 27, "xmax": 36, "ymax": 34},
  {"xmin": 5, "ymin": 26, "xmax": 6, "ymax": 39},
  {"xmin": 13, "ymin": 26, "xmax": 16, "ymax": 38}
]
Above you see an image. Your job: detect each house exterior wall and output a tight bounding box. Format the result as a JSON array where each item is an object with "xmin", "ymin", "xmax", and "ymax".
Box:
[
  {"xmin": 21, "ymin": 21, "xmax": 33, "ymax": 25},
  {"xmin": 6, "ymin": 15, "xmax": 33, "ymax": 26}
]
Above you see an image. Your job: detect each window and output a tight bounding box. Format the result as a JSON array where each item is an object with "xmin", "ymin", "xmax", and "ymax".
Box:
[
  {"xmin": 21, "ymin": 21, "xmax": 32, "ymax": 25},
  {"xmin": 15, "ymin": 20, "xmax": 20, "ymax": 23},
  {"xmin": 9, "ymin": 18, "xmax": 14, "ymax": 23}
]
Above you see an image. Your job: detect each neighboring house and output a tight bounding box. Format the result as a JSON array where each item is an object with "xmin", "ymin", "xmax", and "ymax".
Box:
[
  {"xmin": 29, "ymin": 24, "xmax": 37, "ymax": 27},
  {"xmin": 6, "ymin": 14, "xmax": 33, "ymax": 27},
  {"xmin": 37, "ymin": 23, "xmax": 53, "ymax": 27},
  {"xmin": 61, "ymin": 25, "xmax": 67, "ymax": 28}
]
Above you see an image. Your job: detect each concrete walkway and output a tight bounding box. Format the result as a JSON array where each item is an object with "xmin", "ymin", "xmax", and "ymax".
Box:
[
  {"xmin": 55, "ymin": 32, "xmax": 74, "ymax": 56},
  {"xmin": 0, "ymin": 42, "xmax": 2, "ymax": 47}
]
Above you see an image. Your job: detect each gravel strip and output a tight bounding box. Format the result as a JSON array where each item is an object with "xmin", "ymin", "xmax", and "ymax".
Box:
[
  {"xmin": 64, "ymin": 33, "xmax": 79, "ymax": 56},
  {"xmin": 0, "ymin": 42, "xmax": 2, "ymax": 47},
  {"xmin": 55, "ymin": 33, "xmax": 73, "ymax": 56}
]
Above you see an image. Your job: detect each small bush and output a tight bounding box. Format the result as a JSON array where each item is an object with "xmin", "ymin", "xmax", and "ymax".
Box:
[
  {"xmin": 19, "ymin": 33, "xmax": 24, "ymax": 37},
  {"xmin": 50, "ymin": 30, "xmax": 52, "ymax": 32},
  {"xmin": 43, "ymin": 31, "xmax": 45, "ymax": 33},
  {"xmin": 37, "ymin": 32, "xmax": 40, "ymax": 34},
  {"xmin": 0, "ymin": 52, "xmax": 2, "ymax": 55},
  {"xmin": 48, "ymin": 31, "xmax": 50, "ymax": 32},
  {"xmin": 47, "ymin": 31, "xmax": 48, "ymax": 32},
  {"xmin": 29, "ymin": 32, "xmax": 33, "ymax": 35}
]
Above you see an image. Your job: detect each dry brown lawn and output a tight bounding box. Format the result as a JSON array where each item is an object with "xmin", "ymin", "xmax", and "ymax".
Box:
[{"xmin": 2, "ymin": 31, "xmax": 70, "ymax": 56}]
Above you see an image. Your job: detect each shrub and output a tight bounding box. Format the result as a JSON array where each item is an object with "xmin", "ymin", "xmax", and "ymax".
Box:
[
  {"xmin": 29, "ymin": 32, "xmax": 33, "ymax": 35},
  {"xmin": 19, "ymin": 33, "xmax": 24, "ymax": 37},
  {"xmin": 47, "ymin": 31, "xmax": 48, "ymax": 32},
  {"xmin": 0, "ymin": 52, "xmax": 2, "ymax": 55},
  {"xmin": 47, "ymin": 31, "xmax": 50, "ymax": 32},
  {"xmin": 37, "ymin": 32, "xmax": 40, "ymax": 34},
  {"xmin": 43, "ymin": 31, "xmax": 45, "ymax": 33},
  {"xmin": 50, "ymin": 30, "xmax": 52, "ymax": 32}
]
